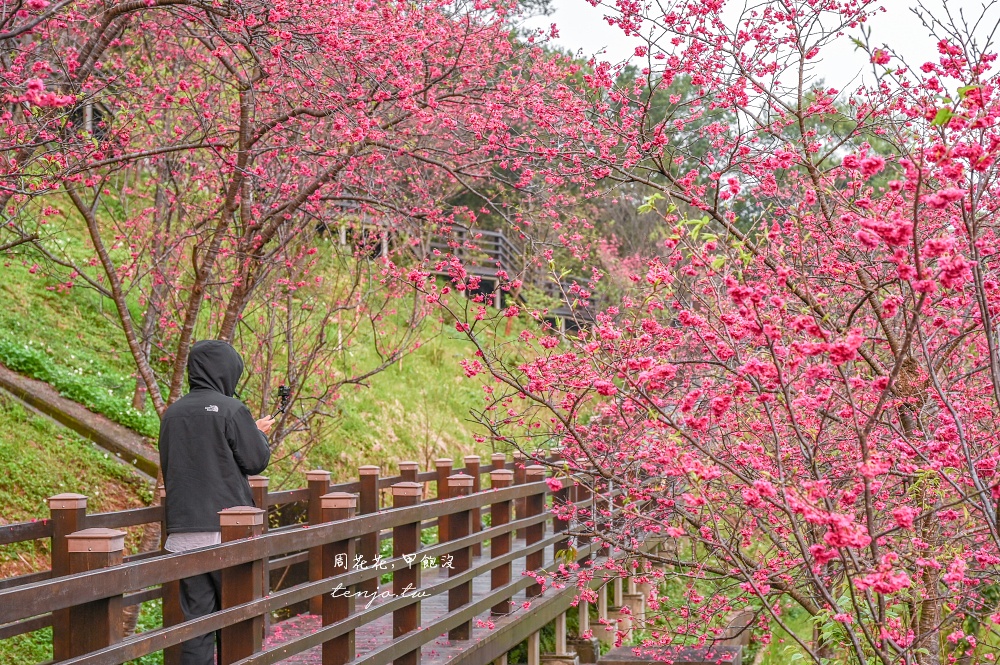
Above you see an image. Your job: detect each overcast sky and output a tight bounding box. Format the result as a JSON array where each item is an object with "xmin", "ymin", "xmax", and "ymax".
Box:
[{"xmin": 524, "ymin": 0, "xmax": 1000, "ymax": 92}]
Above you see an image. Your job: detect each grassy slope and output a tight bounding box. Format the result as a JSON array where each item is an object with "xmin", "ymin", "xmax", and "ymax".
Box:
[
  {"xmin": 0, "ymin": 393, "xmax": 152, "ymax": 575},
  {"xmin": 0, "ymin": 241, "xmax": 502, "ymax": 662},
  {"xmin": 0, "ymin": 394, "xmax": 155, "ymax": 665},
  {"xmin": 0, "ymin": 248, "xmax": 500, "ymax": 473}
]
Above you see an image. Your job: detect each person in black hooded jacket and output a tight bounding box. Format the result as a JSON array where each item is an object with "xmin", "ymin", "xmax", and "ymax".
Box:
[{"xmin": 159, "ymin": 340, "xmax": 273, "ymax": 665}]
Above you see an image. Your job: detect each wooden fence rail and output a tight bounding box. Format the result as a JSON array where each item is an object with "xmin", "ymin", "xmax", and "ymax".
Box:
[{"xmin": 0, "ymin": 453, "xmax": 603, "ymax": 665}]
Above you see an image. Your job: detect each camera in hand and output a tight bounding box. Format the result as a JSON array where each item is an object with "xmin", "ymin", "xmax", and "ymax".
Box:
[{"xmin": 272, "ymin": 384, "xmax": 291, "ymax": 418}]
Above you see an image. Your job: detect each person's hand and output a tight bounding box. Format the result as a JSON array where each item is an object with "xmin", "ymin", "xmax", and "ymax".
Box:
[{"xmin": 256, "ymin": 416, "xmax": 275, "ymax": 435}]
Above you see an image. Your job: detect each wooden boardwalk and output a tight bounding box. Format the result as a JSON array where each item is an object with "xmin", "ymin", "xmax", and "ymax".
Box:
[{"xmin": 264, "ymin": 540, "xmax": 562, "ymax": 665}]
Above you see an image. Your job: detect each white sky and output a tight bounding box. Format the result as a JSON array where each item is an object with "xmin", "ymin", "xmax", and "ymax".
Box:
[{"xmin": 525, "ymin": 0, "xmax": 1000, "ymax": 92}]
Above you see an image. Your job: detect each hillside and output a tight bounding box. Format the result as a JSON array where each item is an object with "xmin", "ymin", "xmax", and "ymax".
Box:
[
  {"xmin": 0, "ymin": 240, "xmax": 504, "ymax": 480},
  {"xmin": 0, "ymin": 237, "xmax": 511, "ymax": 664}
]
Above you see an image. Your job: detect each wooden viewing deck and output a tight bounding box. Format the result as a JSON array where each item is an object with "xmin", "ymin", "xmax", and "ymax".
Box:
[{"xmin": 0, "ymin": 453, "xmax": 652, "ymax": 665}]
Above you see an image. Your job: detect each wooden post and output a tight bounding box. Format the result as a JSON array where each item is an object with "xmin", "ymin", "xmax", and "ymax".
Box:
[
  {"xmin": 322, "ymin": 492, "xmax": 357, "ymax": 665},
  {"xmin": 464, "ymin": 455, "xmax": 482, "ymax": 556},
  {"xmin": 219, "ymin": 506, "xmax": 265, "ymax": 664},
  {"xmin": 308, "ymin": 469, "xmax": 331, "ymax": 615},
  {"xmin": 435, "ymin": 458, "xmax": 453, "ymax": 543},
  {"xmin": 392, "ymin": 482, "xmax": 422, "ymax": 665},
  {"xmin": 249, "ymin": 475, "xmax": 270, "ymax": 513},
  {"xmin": 490, "ymin": 469, "xmax": 513, "ymax": 616},
  {"xmin": 66, "ymin": 528, "xmax": 124, "ymax": 657},
  {"xmin": 358, "ymin": 465, "xmax": 380, "ymax": 596},
  {"xmin": 248, "ymin": 475, "xmax": 270, "ymax": 639},
  {"xmin": 49, "ymin": 492, "xmax": 87, "ymax": 662},
  {"xmin": 435, "ymin": 458, "xmax": 453, "ymax": 499},
  {"xmin": 491, "ymin": 452, "xmax": 507, "ymax": 473},
  {"xmin": 447, "ymin": 473, "xmax": 473, "ymax": 640},
  {"xmin": 524, "ymin": 465, "xmax": 546, "ymax": 598},
  {"xmin": 399, "ymin": 460, "xmax": 420, "ymax": 485},
  {"xmin": 159, "ymin": 485, "xmax": 184, "ymax": 665},
  {"xmin": 513, "ymin": 452, "xmax": 526, "ymax": 538}
]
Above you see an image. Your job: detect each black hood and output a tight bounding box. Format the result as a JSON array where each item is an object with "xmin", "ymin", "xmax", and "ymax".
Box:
[{"xmin": 187, "ymin": 340, "xmax": 244, "ymax": 397}]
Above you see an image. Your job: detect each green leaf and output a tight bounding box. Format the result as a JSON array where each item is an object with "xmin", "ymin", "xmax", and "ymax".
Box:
[
  {"xmin": 711, "ymin": 256, "xmax": 726, "ymax": 271},
  {"xmin": 958, "ymin": 84, "xmax": 980, "ymax": 99},
  {"xmin": 637, "ymin": 192, "xmax": 664, "ymax": 214},
  {"xmin": 931, "ymin": 107, "xmax": 954, "ymax": 126}
]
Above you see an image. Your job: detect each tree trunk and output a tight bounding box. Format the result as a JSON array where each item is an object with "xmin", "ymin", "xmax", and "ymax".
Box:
[{"xmin": 131, "ymin": 376, "xmax": 147, "ymax": 411}]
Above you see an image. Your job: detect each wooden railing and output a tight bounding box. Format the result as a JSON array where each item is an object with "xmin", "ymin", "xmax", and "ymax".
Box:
[
  {"xmin": 0, "ymin": 451, "xmax": 616, "ymax": 665},
  {"xmin": 340, "ymin": 221, "xmax": 595, "ymax": 322}
]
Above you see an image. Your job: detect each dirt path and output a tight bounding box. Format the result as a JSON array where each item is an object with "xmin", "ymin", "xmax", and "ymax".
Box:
[{"xmin": 0, "ymin": 362, "xmax": 158, "ymax": 478}]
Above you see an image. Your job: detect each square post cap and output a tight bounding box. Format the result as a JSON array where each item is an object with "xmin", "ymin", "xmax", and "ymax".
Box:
[
  {"xmin": 525, "ymin": 465, "xmax": 546, "ymax": 479},
  {"xmin": 391, "ymin": 482, "xmax": 423, "ymax": 497},
  {"xmin": 321, "ymin": 492, "xmax": 358, "ymax": 509},
  {"xmin": 359, "ymin": 465, "xmax": 380, "ymax": 476},
  {"xmin": 512, "ymin": 451, "xmax": 526, "ymax": 460},
  {"xmin": 447, "ymin": 473, "xmax": 475, "ymax": 488},
  {"xmin": 307, "ymin": 470, "xmax": 331, "ymax": 482},
  {"xmin": 435, "ymin": 458, "xmax": 454, "ymax": 467},
  {"xmin": 463, "ymin": 455, "xmax": 481, "ymax": 465},
  {"xmin": 398, "ymin": 461, "xmax": 420, "ymax": 471},
  {"xmin": 218, "ymin": 506, "xmax": 265, "ymax": 526},
  {"xmin": 248, "ymin": 475, "xmax": 269, "ymax": 488},
  {"xmin": 491, "ymin": 453, "xmax": 507, "ymax": 462},
  {"xmin": 66, "ymin": 528, "xmax": 125, "ymax": 553},
  {"xmin": 48, "ymin": 493, "xmax": 88, "ymax": 510},
  {"xmin": 491, "ymin": 469, "xmax": 514, "ymax": 480}
]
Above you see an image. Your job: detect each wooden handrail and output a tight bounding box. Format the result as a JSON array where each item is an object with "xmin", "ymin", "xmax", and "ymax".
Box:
[
  {"xmin": 43, "ymin": 511, "xmax": 561, "ymax": 665},
  {"xmin": 0, "ymin": 481, "xmax": 549, "ymax": 623},
  {"xmin": 86, "ymin": 506, "xmax": 162, "ymax": 530},
  {"xmin": 0, "ymin": 519, "xmax": 51, "ymax": 545},
  {"xmin": 0, "ymin": 460, "xmax": 530, "ymax": 547},
  {"xmin": 1, "ymin": 454, "xmax": 586, "ymax": 665}
]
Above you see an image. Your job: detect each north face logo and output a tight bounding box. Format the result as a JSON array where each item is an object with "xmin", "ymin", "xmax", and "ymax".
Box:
[{"xmin": 205, "ymin": 405, "xmax": 219, "ymax": 412}]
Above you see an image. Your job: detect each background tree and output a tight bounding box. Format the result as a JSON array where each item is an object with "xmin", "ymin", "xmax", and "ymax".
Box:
[{"xmin": 444, "ymin": 1, "xmax": 1000, "ymax": 663}]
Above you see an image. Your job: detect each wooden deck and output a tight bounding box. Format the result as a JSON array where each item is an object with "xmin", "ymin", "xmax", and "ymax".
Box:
[{"xmin": 263, "ymin": 540, "xmax": 568, "ymax": 665}]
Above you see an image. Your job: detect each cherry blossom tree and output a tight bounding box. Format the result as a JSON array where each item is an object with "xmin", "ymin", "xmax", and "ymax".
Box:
[
  {"xmin": 0, "ymin": 0, "xmax": 589, "ymax": 426},
  {"xmin": 443, "ymin": 1, "xmax": 1000, "ymax": 663},
  {"xmin": 1, "ymin": 0, "xmax": 594, "ymax": 635}
]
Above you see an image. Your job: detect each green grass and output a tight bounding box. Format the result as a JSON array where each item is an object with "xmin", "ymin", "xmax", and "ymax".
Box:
[
  {"xmin": 0, "ymin": 393, "xmax": 150, "ymax": 519},
  {"xmin": 0, "ymin": 627, "xmax": 51, "ymax": 665},
  {"xmin": 0, "ymin": 394, "xmax": 152, "ymax": 664},
  {"xmin": 0, "ymin": 255, "xmax": 160, "ymax": 437},
  {"xmin": 0, "ymin": 394, "xmax": 152, "ymax": 567},
  {"xmin": 300, "ymin": 321, "xmax": 489, "ymax": 476},
  {"xmin": 0, "ymin": 248, "xmax": 506, "ymax": 481}
]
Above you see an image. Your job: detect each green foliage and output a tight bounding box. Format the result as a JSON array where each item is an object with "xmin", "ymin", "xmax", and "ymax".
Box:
[
  {"xmin": 124, "ymin": 600, "xmax": 165, "ymax": 665},
  {"xmin": 0, "ymin": 258, "xmax": 160, "ymax": 437},
  {"xmin": 0, "ymin": 336, "xmax": 159, "ymax": 437},
  {"xmin": 0, "ymin": 627, "xmax": 52, "ymax": 665},
  {"xmin": 0, "ymin": 393, "xmax": 151, "ymax": 560}
]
